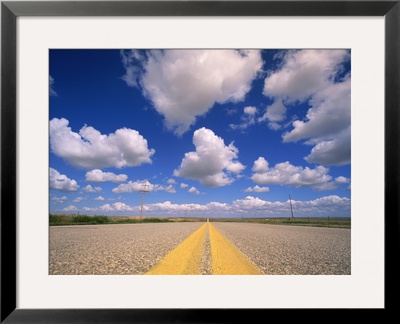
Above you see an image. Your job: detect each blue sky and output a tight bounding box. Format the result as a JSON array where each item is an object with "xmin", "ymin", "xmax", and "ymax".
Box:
[{"xmin": 49, "ymin": 49, "xmax": 351, "ymax": 218}]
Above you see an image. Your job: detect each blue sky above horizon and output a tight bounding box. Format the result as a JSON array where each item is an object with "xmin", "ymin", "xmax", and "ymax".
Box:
[{"xmin": 49, "ymin": 49, "xmax": 351, "ymax": 218}]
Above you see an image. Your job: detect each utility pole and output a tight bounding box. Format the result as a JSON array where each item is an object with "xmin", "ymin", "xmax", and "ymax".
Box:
[
  {"xmin": 289, "ymin": 194, "xmax": 294, "ymax": 220},
  {"xmin": 139, "ymin": 181, "xmax": 150, "ymax": 220}
]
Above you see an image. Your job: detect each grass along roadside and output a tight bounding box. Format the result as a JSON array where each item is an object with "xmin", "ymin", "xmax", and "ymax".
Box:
[
  {"xmin": 49, "ymin": 214, "xmax": 172, "ymax": 226},
  {"xmin": 49, "ymin": 214, "xmax": 350, "ymax": 228},
  {"xmin": 209, "ymin": 217, "xmax": 351, "ymax": 229}
]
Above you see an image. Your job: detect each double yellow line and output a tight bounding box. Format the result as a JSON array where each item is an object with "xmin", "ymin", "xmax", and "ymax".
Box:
[{"xmin": 145, "ymin": 222, "xmax": 262, "ymax": 275}]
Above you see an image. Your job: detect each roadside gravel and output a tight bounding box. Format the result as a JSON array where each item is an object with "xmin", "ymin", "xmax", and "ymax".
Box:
[
  {"xmin": 49, "ymin": 222, "xmax": 204, "ymax": 275},
  {"xmin": 212, "ymin": 222, "xmax": 351, "ymax": 275}
]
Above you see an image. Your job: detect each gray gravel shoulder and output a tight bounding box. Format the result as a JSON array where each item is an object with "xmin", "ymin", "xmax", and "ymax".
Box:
[
  {"xmin": 49, "ymin": 222, "xmax": 204, "ymax": 275},
  {"xmin": 212, "ymin": 222, "xmax": 351, "ymax": 275}
]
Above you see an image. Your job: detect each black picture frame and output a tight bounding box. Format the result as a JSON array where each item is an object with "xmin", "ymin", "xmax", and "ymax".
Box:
[{"xmin": 1, "ymin": 1, "xmax": 398, "ymax": 322}]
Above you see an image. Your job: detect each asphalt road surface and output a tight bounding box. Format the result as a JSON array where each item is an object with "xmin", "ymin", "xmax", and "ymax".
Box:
[
  {"xmin": 212, "ymin": 222, "xmax": 350, "ymax": 275},
  {"xmin": 49, "ymin": 221, "xmax": 350, "ymax": 275}
]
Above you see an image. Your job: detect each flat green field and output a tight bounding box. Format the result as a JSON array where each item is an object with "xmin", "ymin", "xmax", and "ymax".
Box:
[
  {"xmin": 208, "ymin": 217, "xmax": 351, "ymax": 228},
  {"xmin": 50, "ymin": 214, "xmax": 350, "ymax": 229}
]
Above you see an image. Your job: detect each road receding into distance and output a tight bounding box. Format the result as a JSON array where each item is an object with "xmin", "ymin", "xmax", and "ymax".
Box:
[
  {"xmin": 50, "ymin": 220, "xmax": 350, "ymax": 275},
  {"xmin": 145, "ymin": 222, "xmax": 262, "ymax": 275}
]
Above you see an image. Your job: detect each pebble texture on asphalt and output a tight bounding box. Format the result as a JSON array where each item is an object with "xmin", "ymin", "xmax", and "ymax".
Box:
[
  {"xmin": 212, "ymin": 222, "xmax": 351, "ymax": 275},
  {"xmin": 49, "ymin": 222, "xmax": 204, "ymax": 275},
  {"xmin": 50, "ymin": 222, "xmax": 351, "ymax": 275}
]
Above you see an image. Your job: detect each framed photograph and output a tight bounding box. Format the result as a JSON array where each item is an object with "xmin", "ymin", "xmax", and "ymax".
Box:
[{"xmin": 1, "ymin": 0, "xmax": 398, "ymax": 322}]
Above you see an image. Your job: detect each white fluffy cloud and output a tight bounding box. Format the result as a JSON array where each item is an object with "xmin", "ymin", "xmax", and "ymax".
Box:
[
  {"xmin": 73, "ymin": 197, "xmax": 86, "ymax": 203},
  {"xmin": 85, "ymin": 169, "xmax": 128, "ymax": 183},
  {"xmin": 78, "ymin": 195, "xmax": 349, "ymax": 217},
  {"xmin": 264, "ymin": 49, "xmax": 349, "ymax": 102},
  {"xmin": 282, "ymin": 80, "xmax": 350, "ymax": 143},
  {"xmin": 99, "ymin": 202, "xmax": 133, "ymax": 212},
  {"xmin": 142, "ymin": 201, "xmax": 207, "ymax": 214},
  {"xmin": 173, "ymin": 127, "xmax": 245, "ymax": 187},
  {"xmin": 121, "ymin": 50, "xmax": 263, "ymax": 135},
  {"xmin": 62, "ymin": 205, "xmax": 77, "ymax": 212},
  {"xmin": 188, "ymin": 187, "xmax": 200, "ymax": 195},
  {"xmin": 231, "ymin": 195, "xmax": 350, "ymax": 217},
  {"xmin": 164, "ymin": 185, "xmax": 176, "ymax": 194},
  {"xmin": 50, "ymin": 118, "xmax": 155, "ymax": 169},
  {"xmin": 141, "ymin": 195, "xmax": 350, "ymax": 217},
  {"xmin": 251, "ymin": 158, "xmax": 349, "ymax": 191},
  {"xmin": 252, "ymin": 157, "xmax": 269, "ymax": 173},
  {"xmin": 244, "ymin": 185, "xmax": 270, "ymax": 193},
  {"xmin": 230, "ymin": 106, "xmax": 259, "ymax": 130},
  {"xmin": 262, "ymin": 50, "xmax": 351, "ymax": 166},
  {"xmin": 82, "ymin": 185, "xmax": 102, "ymax": 193},
  {"xmin": 112, "ymin": 180, "xmax": 175, "ymax": 194},
  {"xmin": 51, "ymin": 195, "xmax": 67, "ymax": 203},
  {"xmin": 258, "ymin": 100, "xmax": 287, "ymax": 130},
  {"xmin": 303, "ymin": 123, "xmax": 351, "ymax": 166},
  {"xmin": 50, "ymin": 168, "xmax": 79, "ymax": 192}
]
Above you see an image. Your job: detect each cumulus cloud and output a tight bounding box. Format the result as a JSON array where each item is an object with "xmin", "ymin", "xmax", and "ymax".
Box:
[
  {"xmin": 173, "ymin": 127, "xmax": 245, "ymax": 187},
  {"xmin": 141, "ymin": 201, "xmax": 207, "ymax": 215},
  {"xmin": 112, "ymin": 180, "xmax": 149, "ymax": 194},
  {"xmin": 82, "ymin": 207, "xmax": 96, "ymax": 212},
  {"xmin": 263, "ymin": 49, "xmax": 349, "ymax": 103},
  {"xmin": 82, "ymin": 185, "xmax": 102, "ymax": 193},
  {"xmin": 233, "ymin": 196, "xmax": 272, "ymax": 210},
  {"xmin": 50, "ymin": 118, "xmax": 155, "ymax": 169},
  {"xmin": 232, "ymin": 195, "xmax": 350, "ymax": 217},
  {"xmin": 164, "ymin": 185, "xmax": 176, "ymax": 194},
  {"xmin": 62, "ymin": 205, "xmax": 77, "ymax": 212},
  {"xmin": 188, "ymin": 187, "xmax": 200, "ymax": 195},
  {"xmin": 230, "ymin": 106, "xmax": 259, "ymax": 130},
  {"xmin": 50, "ymin": 168, "xmax": 79, "ymax": 192},
  {"xmin": 252, "ymin": 157, "xmax": 269, "ymax": 173},
  {"xmin": 180, "ymin": 183, "xmax": 189, "ymax": 189},
  {"xmin": 99, "ymin": 202, "xmax": 133, "ymax": 212},
  {"xmin": 251, "ymin": 158, "xmax": 349, "ymax": 191},
  {"xmin": 121, "ymin": 49, "xmax": 263, "ymax": 135},
  {"xmin": 94, "ymin": 196, "xmax": 105, "ymax": 201},
  {"xmin": 112, "ymin": 180, "xmax": 175, "ymax": 194},
  {"xmin": 282, "ymin": 80, "xmax": 350, "ymax": 143},
  {"xmin": 303, "ymin": 126, "xmax": 351, "ymax": 166},
  {"xmin": 141, "ymin": 195, "xmax": 350, "ymax": 217},
  {"xmin": 244, "ymin": 185, "xmax": 270, "ymax": 193},
  {"xmin": 73, "ymin": 197, "xmax": 86, "ymax": 203},
  {"xmin": 258, "ymin": 100, "xmax": 287, "ymax": 130},
  {"xmin": 80, "ymin": 195, "xmax": 350, "ymax": 217},
  {"xmin": 51, "ymin": 195, "xmax": 67, "ymax": 203},
  {"xmin": 85, "ymin": 169, "xmax": 128, "ymax": 183},
  {"xmin": 262, "ymin": 50, "xmax": 351, "ymax": 166}
]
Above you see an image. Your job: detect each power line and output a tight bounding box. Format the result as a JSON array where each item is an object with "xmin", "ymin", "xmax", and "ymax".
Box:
[
  {"xmin": 289, "ymin": 194, "xmax": 294, "ymax": 220},
  {"xmin": 139, "ymin": 181, "xmax": 150, "ymax": 220}
]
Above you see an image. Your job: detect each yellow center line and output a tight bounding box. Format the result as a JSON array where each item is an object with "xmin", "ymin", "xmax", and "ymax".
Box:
[
  {"xmin": 145, "ymin": 223, "xmax": 207, "ymax": 275},
  {"xmin": 208, "ymin": 222, "xmax": 263, "ymax": 275},
  {"xmin": 144, "ymin": 221, "xmax": 263, "ymax": 275}
]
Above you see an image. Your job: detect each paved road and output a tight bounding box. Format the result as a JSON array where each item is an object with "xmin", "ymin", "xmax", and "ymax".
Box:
[
  {"xmin": 49, "ymin": 222, "xmax": 350, "ymax": 275},
  {"xmin": 212, "ymin": 222, "xmax": 351, "ymax": 275},
  {"xmin": 49, "ymin": 222, "xmax": 203, "ymax": 275}
]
